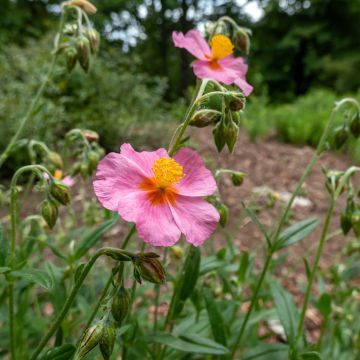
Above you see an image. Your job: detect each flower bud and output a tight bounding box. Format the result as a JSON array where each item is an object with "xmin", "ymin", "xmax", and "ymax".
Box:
[
  {"xmin": 82, "ymin": 129, "xmax": 99, "ymax": 142},
  {"xmin": 216, "ymin": 203, "xmax": 229, "ymax": 228},
  {"xmin": 65, "ymin": 0, "xmax": 97, "ymax": 14},
  {"xmin": 76, "ymin": 36, "xmax": 90, "ymax": 72},
  {"xmin": 87, "ymin": 151, "xmax": 99, "ymax": 172},
  {"xmin": 41, "ymin": 199, "xmax": 59, "ymax": 229},
  {"xmin": 50, "ymin": 180, "xmax": 71, "ymax": 205},
  {"xmin": 86, "ymin": 29, "xmax": 100, "ymax": 54},
  {"xmin": 47, "ymin": 151, "xmax": 63, "ymax": 169},
  {"xmin": 134, "ymin": 254, "xmax": 166, "ymax": 284},
  {"xmin": 225, "ymin": 120, "xmax": 239, "ymax": 153},
  {"xmin": 351, "ymin": 211, "xmax": 360, "ymax": 237},
  {"xmin": 231, "ymin": 171, "xmax": 246, "ymax": 186},
  {"xmin": 234, "ymin": 28, "xmax": 250, "ymax": 54},
  {"xmin": 80, "ymin": 162, "xmax": 90, "ymax": 178},
  {"xmin": 213, "ymin": 120, "xmax": 226, "ymax": 152},
  {"xmin": 74, "ymin": 322, "xmax": 104, "ymax": 360},
  {"xmin": 190, "ymin": 109, "xmax": 221, "ymax": 128},
  {"xmin": 333, "ymin": 126, "xmax": 349, "ymax": 149},
  {"xmin": 350, "ymin": 112, "xmax": 360, "ymax": 138},
  {"xmin": 227, "ymin": 94, "xmax": 245, "ymax": 111},
  {"xmin": 64, "ymin": 46, "xmax": 78, "ymax": 73},
  {"xmin": 341, "ymin": 211, "xmax": 352, "ymax": 235},
  {"xmin": 99, "ymin": 321, "xmax": 116, "ymax": 360},
  {"xmin": 111, "ymin": 286, "xmax": 130, "ymax": 324}
]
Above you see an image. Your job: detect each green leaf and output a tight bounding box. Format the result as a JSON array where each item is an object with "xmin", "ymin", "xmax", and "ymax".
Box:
[
  {"xmin": 300, "ymin": 351, "xmax": 323, "ymax": 360},
  {"xmin": 11, "ymin": 268, "xmax": 54, "ymax": 289},
  {"xmin": 74, "ymin": 263, "xmax": 86, "ymax": 284},
  {"xmin": 243, "ymin": 343, "xmax": 289, "ymax": 359},
  {"xmin": 73, "ymin": 216, "xmax": 119, "ymax": 260},
  {"xmin": 269, "ymin": 281, "xmax": 299, "ymax": 345},
  {"xmin": 0, "ymin": 267, "xmax": 11, "ymax": 274},
  {"xmin": 204, "ymin": 288, "xmax": 227, "ymax": 346},
  {"xmin": 317, "ymin": 293, "xmax": 332, "ymax": 318},
  {"xmin": 273, "ymin": 218, "xmax": 319, "ymax": 251},
  {"xmin": 38, "ymin": 344, "xmax": 76, "ymax": 360},
  {"xmin": 147, "ymin": 333, "xmax": 229, "ymax": 355}
]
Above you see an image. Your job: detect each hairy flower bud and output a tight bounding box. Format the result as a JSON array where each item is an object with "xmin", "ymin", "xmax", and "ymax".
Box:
[
  {"xmin": 216, "ymin": 203, "xmax": 229, "ymax": 228},
  {"xmin": 234, "ymin": 28, "xmax": 250, "ymax": 54},
  {"xmin": 134, "ymin": 254, "xmax": 166, "ymax": 284},
  {"xmin": 47, "ymin": 151, "xmax": 63, "ymax": 169},
  {"xmin": 111, "ymin": 286, "xmax": 130, "ymax": 324},
  {"xmin": 82, "ymin": 129, "xmax": 99, "ymax": 142},
  {"xmin": 213, "ymin": 120, "xmax": 226, "ymax": 152},
  {"xmin": 50, "ymin": 180, "xmax": 71, "ymax": 206},
  {"xmin": 333, "ymin": 126, "xmax": 349, "ymax": 149},
  {"xmin": 99, "ymin": 321, "xmax": 116, "ymax": 360},
  {"xmin": 87, "ymin": 29, "xmax": 100, "ymax": 54},
  {"xmin": 350, "ymin": 112, "xmax": 360, "ymax": 138},
  {"xmin": 227, "ymin": 93, "xmax": 245, "ymax": 111},
  {"xmin": 64, "ymin": 0, "xmax": 97, "ymax": 14},
  {"xmin": 64, "ymin": 46, "xmax": 78, "ymax": 73},
  {"xmin": 88, "ymin": 151, "xmax": 99, "ymax": 172},
  {"xmin": 351, "ymin": 211, "xmax": 360, "ymax": 237},
  {"xmin": 231, "ymin": 171, "xmax": 246, "ymax": 186},
  {"xmin": 76, "ymin": 36, "xmax": 90, "ymax": 72},
  {"xmin": 190, "ymin": 109, "xmax": 221, "ymax": 128},
  {"xmin": 341, "ymin": 211, "xmax": 352, "ymax": 235},
  {"xmin": 41, "ymin": 199, "xmax": 58, "ymax": 229},
  {"xmin": 74, "ymin": 322, "xmax": 104, "ymax": 360},
  {"xmin": 225, "ymin": 120, "xmax": 239, "ymax": 153}
]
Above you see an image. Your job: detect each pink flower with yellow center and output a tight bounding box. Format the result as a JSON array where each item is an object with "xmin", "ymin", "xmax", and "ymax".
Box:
[
  {"xmin": 172, "ymin": 30, "xmax": 253, "ymax": 96},
  {"xmin": 93, "ymin": 144, "xmax": 220, "ymax": 247}
]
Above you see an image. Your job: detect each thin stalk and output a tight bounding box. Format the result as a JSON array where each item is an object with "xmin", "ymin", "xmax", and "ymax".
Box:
[
  {"xmin": 231, "ymin": 250, "xmax": 273, "ymax": 357},
  {"xmin": 0, "ymin": 10, "xmax": 66, "ymax": 169},
  {"xmin": 30, "ymin": 247, "xmax": 132, "ymax": 360},
  {"xmin": 296, "ymin": 198, "xmax": 336, "ymax": 345}
]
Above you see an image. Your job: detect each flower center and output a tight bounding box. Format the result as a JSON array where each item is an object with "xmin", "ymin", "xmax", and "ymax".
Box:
[
  {"xmin": 210, "ymin": 34, "xmax": 234, "ymax": 60},
  {"xmin": 152, "ymin": 157, "xmax": 185, "ymax": 189},
  {"xmin": 54, "ymin": 169, "xmax": 63, "ymax": 180}
]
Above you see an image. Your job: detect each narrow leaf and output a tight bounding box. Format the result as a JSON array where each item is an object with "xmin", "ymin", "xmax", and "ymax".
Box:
[{"xmin": 11, "ymin": 268, "xmax": 54, "ymax": 289}]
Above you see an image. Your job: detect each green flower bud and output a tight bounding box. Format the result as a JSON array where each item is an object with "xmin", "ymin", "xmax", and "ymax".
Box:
[
  {"xmin": 41, "ymin": 199, "xmax": 58, "ymax": 229},
  {"xmin": 341, "ymin": 211, "xmax": 352, "ymax": 235},
  {"xmin": 50, "ymin": 180, "xmax": 71, "ymax": 206},
  {"xmin": 64, "ymin": 46, "xmax": 78, "ymax": 73},
  {"xmin": 213, "ymin": 120, "xmax": 226, "ymax": 152},
  {"xmin": 47, "ymin": 151, "xmax": 63, "ymax": 169},
  {"xmin": 74, "ymin": 322, "xmax": 104, "ymax": 360},
  {"xmin": 234, "ymin": 28, "xmax": 250, "ymax": 54},
  {"xmin": 99, "ymin": 321, "xmax": 116, "ymax": 360},
  {"xmin": 80, "ymin": 162, "xmax": 89, "ymax": 178},
  {"xmin": 134, "ymin": 254, "xmax": 166, "ymax": 284},
  {"xmin": 88, "ymin": 151, "xmax": 99, "ymax": 172},
  {"xmin": 190, "ymin": 109, "xmax": 221, "ymax": 128},
  {"xmin": 87, "ymin": 29, "xmax": 100, "ymax": 54},
  {"xmin": 227, "ymin": 94, "xmax": 245, "ymax": 111},
  {"xmin": 225, "ymin": 120, "xmax": 239, "ymax": 153},
  {"xmin": 216, "ymin": 203, "xmax": 229, "ymax": 228},
  {"xmin": 333, "ymin": 126, "xmax": 349, "ymax": 149},
  {"xmin": 231, "ymin": 171, "xmax": 246, "ymax": 186},
  {"xmin": 76, "ymin": 36, "xmax": 90, "ymax": 72},
  {"xmin": 351, "ymin": 211, "xmax": 360, "ymax": 237},
  {"xmin": 350, "ymin": 112, "xmax": 360, "ymax": 138},
  {"xmin": 111, "ymin": 286, "xmax": 130, "ymax": 324}
]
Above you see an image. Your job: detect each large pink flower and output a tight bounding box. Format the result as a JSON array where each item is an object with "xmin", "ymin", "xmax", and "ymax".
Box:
[
  {"xmin": 93, "ymin": 144, "xmax": 219, "ymax": 247},
  {"xmin": 172, "ymin": 30, "xmax": 253, "ymax": 96}
]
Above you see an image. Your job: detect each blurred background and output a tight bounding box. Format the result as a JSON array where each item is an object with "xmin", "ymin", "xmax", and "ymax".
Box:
[{"xmin": 1, "ymin": 0, "xmax": 360, "ymax": 174}]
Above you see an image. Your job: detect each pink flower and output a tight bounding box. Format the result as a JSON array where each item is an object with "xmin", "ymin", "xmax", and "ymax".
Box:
[
  {"xmin": 93, "ymin": 144, "xmax": 220, "ymax": 247},
  {"xmin": 43, "ymin": 170, "xmax": 76, "ymax": 187},
  {"xmin": 172, "ymin": 30, "xmax": 253, "ymax": 96}
]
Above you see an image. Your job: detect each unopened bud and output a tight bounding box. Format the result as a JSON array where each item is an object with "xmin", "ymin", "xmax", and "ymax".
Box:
[
  {"xmin": 80, "ymin": 162, "xmax": 89, "ymax": 178},
  {"xmin": 350, "ymin": 112, "xmax": 360, "ymax": 138},
  {"xmin": 47, "ymin": 151, "xmax": 63, "ymax": 169},
  {"xmin": 231, "ymin": 171, "xmax": 246, "ymax": 186},
  {"xmin": 213, "ymin": 120, "xmax": 226, "ymax": 152},
  {"xmin": 333, "ymin": 126, "xmax": 349, "ymax": 149},
  {"xmin": 74, "ymin": 322, "xmax": 104, "ymax": 360},
  {"xmin": 225, "ymin": 120, "xmax": 239, "ymax": 153},
  {"xmin": 41, "ymin": 199, "xmax": 58, "ymax": 229},
  {"xmin": 351, "ymin": 211, "xmax": 360, "ymax": 237},
  {"xmin": 50, "ymin": 180, "xmax": 71, "ymax": 205},
  {"xmin": 134, "ymin": 254, "xmax": 166, "ymax": 284},
  {"xmin": 170, "ymin": 246, "xmax": 184, "ymax": 259},
  {"xmin": 87, "ymin": 29, "xmax": 100, "ymax": 54},
  {"xmin": 64, "ymin": 47, "xmax": 78, "ymax": 72},
  {"xmin": 190, "ymin": 110, "xmax": 221, "ymax": 128},
  {"xmin": 65, "ymin": 0, "xmax": 97, "ymax": 14},
  {"xmin": 341, "ymin": 211, "xmax": 352, "ymax": 235},
  {"xmin": 111, "ymin": 286, "xmax": 130, "ymax": 324},
  {"xmin": 76, "ymin": 36, "xmax": 90, "ymax": 72},
  {"xmin": 234, "ymin": 28, "xmax": 250, "ymax": 54},
  {"xmin": 88, "ymin": 151, "xmax": 99, "ymax": 172},
  {"xmin": 99, "ymin": 321, "xmax": 116, "ymax": 360},
  {"xmin": 216, "ymin": 203, "xmax": 229, "ymax": 228},
  {"xmin": 82, "ymin": 129, "xmax": 99, "ymax": 142},
  {"xmin": 227, "ymin": 94, "xmax": 245, "ymax": 111}
]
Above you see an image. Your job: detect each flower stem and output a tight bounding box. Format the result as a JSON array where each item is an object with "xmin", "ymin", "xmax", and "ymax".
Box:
[
  {"xmin": 30, "ymin": 247, "xmax": 132, "ymax": 360},
  {"xmin": 0, "ymin": 10, "xmax": 66, "ymax": 170},
  {"xmin": 231, "ymin": 250, "xmax": 273, "ymax": 357}
]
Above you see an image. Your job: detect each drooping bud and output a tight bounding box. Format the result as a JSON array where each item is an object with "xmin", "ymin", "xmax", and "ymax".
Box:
[
  {"xmin": 231, "ymin": 171, "xmax": 246, "ymax": 186},
  {"xmin": 76, "ymin": 36, "xmax": 90, "ymax": 72},
  {"xmin": 333, "ymin": 126, "xmax": 349, "ymax": 149},
  {"xmin": 227, "ymin": 93, "xmax": 245, "ymax": 111},
  {"xmin": 341, "ymin": 211, "xmax": 352, "ymax": 235},
  {"xmin": 41, "ymin": 199, "xmax": 59, "ymax": 229},
  {"xmin": 351, "ymin": 211, "xmax": 360, "ymax": 237},
  {"xmin": 234, "ymin": 28, "xmax": 250, "ymax": 54},
  {"xmin": 49, "ymin": 180, "xmax": 71, "ymax": 206},
  {"xmin": 225, "ymin": 119, "xmax": 239, "ymax": 153},
  {"xmin": 86, "ymin": 29, "xmax": 100, "ymax": 54},
  {"xmin": 216, "ymin": 203, "xmax": 229, "ymax": 228},
  {"xmin": 134, "ymin": 254, "xmax": 166, "ymax": 284},
  {"xmin": 74, "ymin": 322, "xmax": 104, "ymax": 360},
  {"xmin": 111, "ymin": 286, "xmax": 130, "ymax": 324},
  {"xmin": 64, "ymin": 0, "xmax": 97, "ymax": 14},
  {"xmin": 82, "ymin": 129, "xmax": 99, "ymax": 142},
  {"xmin": 99, "ymin": 321, "xmax": 116, "ymax": 360},
  {"xmin": 64, "ymin": 46, "xmax": 78, "ymax": 73},
  {"xmin": 190, "ymin": 109, "xmax": 221, "ymax": 128},
  {"xmin": 213, "ymin": 120, "xmax": 226, "ymax": 152},
  {"xmin": 350, "ymin": 112, "xmax": 360, "ymax": 138},
  {"xmin": 47, "ymin": 151, "xmax": 63, "ymax": 169}
]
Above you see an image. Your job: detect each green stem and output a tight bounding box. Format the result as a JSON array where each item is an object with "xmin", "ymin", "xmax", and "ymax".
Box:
[
  {"xmin": 30, "ymin": 247, "xmax": 132, "ymax": 360},
  {"xmin": 0, "ymin": 10, "xmax": 66, "ymax": 170},
  {"xmin": 296, "ymin": 198, "xmax": 336, "ymax": 345},
  {"xmin": 231, "ymin": 250, "xmax": 273, "ymax": 357}
]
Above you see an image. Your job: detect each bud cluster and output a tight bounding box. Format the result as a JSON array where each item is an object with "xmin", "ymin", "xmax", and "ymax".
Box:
[
  {"xmin": 332, "ymin": 111, "xmax": 360, "ymax": 150},
  {"xmin": 59, "ymin": 0, "xmax": 99, "ymax": 73}
]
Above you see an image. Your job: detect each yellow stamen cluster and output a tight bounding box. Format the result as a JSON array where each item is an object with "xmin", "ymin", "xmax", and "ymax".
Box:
[
  {"xmin": 54, "ymin": 169, "xmax": 63, "ymax": 180},
  {"xmin": 210, "ymin": 34, "xmax": 234, "ymax": 60},
  {"xmin": 152, "ymin": 157, "xmax": 185, "ymax": 189}
]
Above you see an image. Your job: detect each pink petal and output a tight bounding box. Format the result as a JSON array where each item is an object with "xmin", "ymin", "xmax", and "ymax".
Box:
[
  {"xmin": 173, "ymin": 147, "xmax": 217, "ymax": 197},
  {"xmin": 234, "ymin": 77, "xmax": 253, "ymax": 97},
  {"xmin": 192, "ymin": 60, "xmax": 235, "ymax": 84},
  {"xmin": 62, "ymin": 176, "xmax": 75, "ymax": 187},
  {"xmin": 172, "ymin": 30, "xmax": 211, "ymax": 61},
  {"xmin": 135, "ymin": 198, "xmax": 181, "ymax": 247},
  {"xmin": 169, "ymin": 196, "xmax": 219, "ymax": 246}
]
